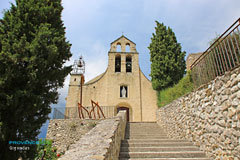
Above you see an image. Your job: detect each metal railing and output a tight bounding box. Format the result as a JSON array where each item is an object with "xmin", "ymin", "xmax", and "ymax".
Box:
[
  {"xmin": 191, "ymin": 18, "xmax": 240, "ymax": 87},
  {"xmin": 52, "ymin": 106, "xmax": 116, "ymax": 119}
]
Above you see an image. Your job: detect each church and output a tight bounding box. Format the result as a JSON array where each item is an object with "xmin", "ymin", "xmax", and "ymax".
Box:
[{"xmin": 65, "ymin": 36, "xmax": 157, "ymax": 122}]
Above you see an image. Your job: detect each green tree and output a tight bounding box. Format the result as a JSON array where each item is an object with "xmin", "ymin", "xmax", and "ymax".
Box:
[
  {"xmin": 0, "ymin": 0, "xmax": 72, "ymax": 159},
  {"xmin": 148, "ymin": 21, "xmax": 186, "ymax": 90}
]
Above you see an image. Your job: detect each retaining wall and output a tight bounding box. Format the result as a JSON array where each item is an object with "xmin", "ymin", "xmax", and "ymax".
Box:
[
  {"xmin": 157, "ymin": 67, "xmax": 240, "ymax": 159},
  {"xmin": 46, "ymin": 119, "xmax": 98, "ymax": 154},
  {"xmin": 59, "ymin": 110, "xmax": 127, "ymax": 160}
]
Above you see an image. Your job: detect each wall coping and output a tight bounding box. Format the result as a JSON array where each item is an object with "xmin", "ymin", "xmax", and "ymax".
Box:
[{"xmin": 59, "ymin": 110, "xmax": 127, "ymax": 160}]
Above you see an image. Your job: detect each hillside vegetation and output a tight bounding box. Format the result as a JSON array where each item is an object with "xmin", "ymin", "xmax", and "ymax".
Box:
[{"xmin": 158, "ymin": 71, "xmax": 193, "ymax": 107}]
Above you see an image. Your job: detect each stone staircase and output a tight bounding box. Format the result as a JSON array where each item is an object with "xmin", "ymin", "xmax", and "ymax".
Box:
[{"xmin": 119, "ymin": 122, "xmax": 211, "ymax": 160}]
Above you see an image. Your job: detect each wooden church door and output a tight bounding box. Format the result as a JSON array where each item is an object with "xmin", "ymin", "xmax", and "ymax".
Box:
[{"xmin": 117, "ymin": 107, "xmax": 129, "ymax": 121}]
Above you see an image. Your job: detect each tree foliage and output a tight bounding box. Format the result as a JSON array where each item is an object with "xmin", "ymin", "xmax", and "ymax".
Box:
[
  {"xmin": 148, "ymin": 21, "xmax": 186, "ymax": 91},
  {"xmin": 0, "ymin": 0, "xmax": 72, "ymax": 159}
]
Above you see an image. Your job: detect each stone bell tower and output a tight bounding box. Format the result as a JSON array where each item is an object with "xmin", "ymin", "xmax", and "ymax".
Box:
[
  {"xmin": 108, "ymin": 35, "xmax": 138, "ymax": 74},
  {"xmin": 105, "ymin": 35, "xmax": 144, "ymax": 121},
  {"xmin": 65, "ymin": 57, "xmax": 85, "ymax": 109}
]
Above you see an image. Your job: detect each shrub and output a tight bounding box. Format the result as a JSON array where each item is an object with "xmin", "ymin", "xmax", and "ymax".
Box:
[
  {"xmin": 88, "ymin": 121, "xmax": 97, "ymax": 129},
  {"xmin": 69, "ymin": 122, "xmax": 77, "ymax": 131},
  {"xmin": 34, "ymin": 139, "xmax": 59, "ymax": 160}
]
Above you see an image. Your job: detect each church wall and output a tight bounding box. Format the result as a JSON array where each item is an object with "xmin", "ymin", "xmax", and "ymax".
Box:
[
  {"xmin": 65, "ymin": 75, "xmax": 81, "ymax": 108},
  {"xmin": 106, "ymin": 52, "xmax": 142, "ymax": 122},
  {"xmin": 140, "ymin": 71, "xmax": 157, "ymax": 121},
  {"xmin": 107, "ymin": 71, "xmax": 142, "ymax": 122},
  {"xmin": 82, "ymin": 73, "xmax": 108, "ymax": 107},
  {"xmin": 81, "ymin": 52, "xmax": 144, "ymax": 122},
  {"xmin": 81, "ymin": 69, "xmax": 143, "ymax": 122}
]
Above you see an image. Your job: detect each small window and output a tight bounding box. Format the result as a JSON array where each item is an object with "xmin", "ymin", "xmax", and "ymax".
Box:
[
  {"xmin": 116, "ymin": 43, "xmax": 121, "ymax": 52},
  {"xmin": 115, "ymin": 55, "xmax": 121, "ymax": 72},
  {"xmin": 126, "ymin": 56, "xmax": 132, "ymax": 72},
  {"xmin": 126, "ymin": 43, "xmax": 130, "ymax": 52},
  {"xmin": 120, "ymin": 86, "xmax": 128, "ymax": 98},
  {"xmin": 74, "ymin": 78, "xmax": 76, "ymax": 81}
]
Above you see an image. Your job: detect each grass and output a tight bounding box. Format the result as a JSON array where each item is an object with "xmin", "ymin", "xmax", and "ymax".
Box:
[
  {"xmin": 88, "ymin": 121, "xmax": 97, "ymax": 129},
  {"xmin": 158, "ymin": 71, "xmax": 194, "ymax": 107}
]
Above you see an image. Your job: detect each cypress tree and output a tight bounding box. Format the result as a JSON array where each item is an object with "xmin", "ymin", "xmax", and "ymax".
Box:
[
  {"xmin": 148, "ymin": 21, "xmax": 186, "ymax": 91},
  {"xmin": 0, "ymin": 0, "xmax": 72, "ymax": 159}
]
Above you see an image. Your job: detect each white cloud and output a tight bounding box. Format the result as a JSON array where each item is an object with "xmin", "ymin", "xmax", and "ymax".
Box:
[
  {"xmin": 141, "ymin": 0, "xmax": 240, "ymax": 54},
  {"xmin": 84, "ymin": 41, "xmax": 108, "ymax": 82}
]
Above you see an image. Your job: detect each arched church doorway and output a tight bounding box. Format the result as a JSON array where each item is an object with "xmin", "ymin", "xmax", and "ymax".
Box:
[{"xmin": 117, "ymin": 107, "xmax": 129, "ymax": 121}]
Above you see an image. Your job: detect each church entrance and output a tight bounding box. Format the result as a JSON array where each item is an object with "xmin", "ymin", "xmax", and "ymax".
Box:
[{"xmin": 117, "ymin": 107, "xmax": 129, "ymax": 121}]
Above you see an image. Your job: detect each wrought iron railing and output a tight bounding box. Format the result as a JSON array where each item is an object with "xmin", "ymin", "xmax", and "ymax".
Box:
[
  {"xmin": 191, "ymin": 18, "xmax": 240, "ymax": 87},
  {"xmin": 52, "ymin": 106, "xmax": 116, "ymax": 119}
]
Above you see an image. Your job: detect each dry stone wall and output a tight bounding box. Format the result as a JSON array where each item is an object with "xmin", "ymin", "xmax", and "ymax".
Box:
[
  {"xmin": 46, "ymin": 119, "xmax": 98, "ymax": 154},
  {"xmin": 157, "ymin": 67, "xmax": 240, "ymax": 160},
  {"xmin": 59, "ymin": 110, "xmax": 127, "ymax": 160}
]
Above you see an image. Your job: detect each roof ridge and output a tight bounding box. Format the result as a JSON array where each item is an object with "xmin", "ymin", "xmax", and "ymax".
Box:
[{"xmin": 110, "ymin": 35, "xmax": 136, "ymax": 45}]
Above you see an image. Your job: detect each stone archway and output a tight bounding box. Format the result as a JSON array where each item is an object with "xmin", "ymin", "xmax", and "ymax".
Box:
[
  {"xmin": 116, "ymin": 102, "xmax": 132, "ymax": 122},
  {"xmin": 117, "ymin": 107, "xmax": 129, "ymax": 121}
]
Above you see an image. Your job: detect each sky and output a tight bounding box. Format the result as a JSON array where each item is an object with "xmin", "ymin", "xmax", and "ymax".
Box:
[{"xmin": 0, "ymin": 0, "xmax": 240, "ymax": 114}]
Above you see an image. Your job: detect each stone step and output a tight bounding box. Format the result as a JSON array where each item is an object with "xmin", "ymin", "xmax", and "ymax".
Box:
[
  {"xmin": 119, "ymin": 151, "xmax": 207, "ymax": 158},
  {"xmin": 121, "ymin": 142, "xmax": 194, "ymax": 147},
  {"xmin": 126, "ymin": 127, "xmax": 162, "ymax": 129},
  {"xmin": 126, "ymin": 129, "xmax": 164, "ymax": 131},
  {"xmin": 127, "ymin": 125, "xmax": 161, "ymax": 126},
  {"xmin": 120, "ymin": 147, "xmax": 201, "ymax": 152},
  {"xmin": 126, "ymin": 129, "xmax": 163, "ymax": 130},
  {"xmin": 120, "ymin": 123, "xmax": 210, "ymax": 160},
  {"xmin": 126, "ymin": 126, "xmax": 163, "ymax": 129},
  {"xmin": 125, "ymin": 131, "xmax": 167, "ymax": 135},
  {"xmin": 125, "ymin": 134, "xmax": 167, "ymax": 136},
  {"xmin": 122, "ymin": 139, "xmax": 190, "ymax": 143},
  {"xmin": 127, "ymin": 122, "xmax": 159, "ymax": 125},
  {"xmin": 125, "ymin": 136, "xmax": 169, "ymax": 140},
  {"xmin": 126, "ymin": 127, "xmax": 164, "ymax": 129},
  {"xmin": 126, "ymin": 126, "xmax": 163, "ymax": 128},
  {"xmin": 126, "ymin": 130, "xmax": 166, "ymax": 132},
  {"xmin": 119, "ymin": 158, "xmax": 212, "ymax": 160},
  {"xmin": 126, "ymin": 125, "xmax": 163, "ymax": 128},
  {"xmin": 126, "ymin": 125, "xmax": 162, "ymax": 127},
  {"xmin": 125, "ymin": 134, "xmax": 167, "ymax": 137}
]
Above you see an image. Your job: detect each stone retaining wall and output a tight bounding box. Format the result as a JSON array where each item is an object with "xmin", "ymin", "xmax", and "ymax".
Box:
[
  {"xmin": 46, "ymin": 119, "xmax": 99, "ymax": 154},
  {"xmin": 157, "ymin": 67, "xmax": 240, "ymax": 159},
  {"xmin": 59, "ymin": 110, "xmax": 127, "ymax": 160}
]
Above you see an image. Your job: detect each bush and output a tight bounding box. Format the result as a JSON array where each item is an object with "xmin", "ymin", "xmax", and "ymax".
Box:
[
  {"xmin": 158, "ymin": 71, "xmax": 193, "ymax": 107},
  {"xmin": 88, "ymin": 121, "xmax": 97, "ymax": 129},
  {"xmin": 34, "ymin": 139, "xmax": 61, "ymax": 160}
]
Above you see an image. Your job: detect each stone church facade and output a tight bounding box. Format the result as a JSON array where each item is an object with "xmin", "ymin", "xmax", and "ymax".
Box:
[{"xmin": 66, "ymin": 36, "xmax": 157, "ymax": 122}]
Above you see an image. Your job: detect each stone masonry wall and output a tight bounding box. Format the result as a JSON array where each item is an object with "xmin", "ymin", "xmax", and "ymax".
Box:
[
  {"xmin": 157, "ymin": 67, "xmax": 240, "ymax": 159},
  {"xmin": 46, "ymin": 119, "xmax": 99, "ymax": 154},
  {"xmin": 59, "ymin": 110, "xmax": 127, "ymax": 160}
]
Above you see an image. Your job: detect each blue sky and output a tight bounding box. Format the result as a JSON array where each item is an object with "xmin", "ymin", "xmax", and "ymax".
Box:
[{"xmin": 1, "ymin": 0, "xmax": 240, "ymax": 109}]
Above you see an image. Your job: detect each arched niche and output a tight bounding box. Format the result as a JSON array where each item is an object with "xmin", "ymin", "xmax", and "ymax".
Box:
[
  {"xmin": 115, "ymin": 54, "xmax": 121, "ymax": 72},
  {"xmin": 115, "ymin": 102, "xmax": 132, "ymax": 121},
  {"xmin": 126, "ymin": 43, "xmax": 130, "ymax": 52},
  {"xmin": 126, "ymin": 55, "xmax": 132, "ymax": 72},
  {"xmin": 116, "ymin": 42, "xmax": 121, "ymax": 52}
]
